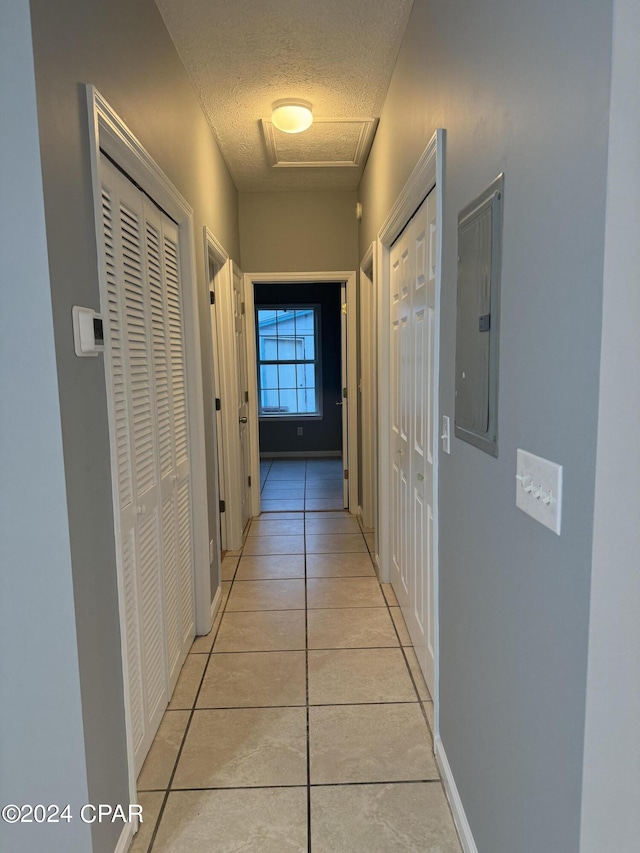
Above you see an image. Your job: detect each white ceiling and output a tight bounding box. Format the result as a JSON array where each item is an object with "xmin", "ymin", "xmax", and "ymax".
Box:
[{"xmin": 155, "ymin": 0, "xmax": 414, "ymax": 192}]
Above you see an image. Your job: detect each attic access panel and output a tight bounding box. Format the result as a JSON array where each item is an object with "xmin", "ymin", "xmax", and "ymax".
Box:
[{"xmin": 454, "ymin": 173, "xmax": 504, "ymax": 457}]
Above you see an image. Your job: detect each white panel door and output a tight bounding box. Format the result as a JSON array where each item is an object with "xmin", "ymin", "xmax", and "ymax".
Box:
[
  {"xmin": 99, "ymin": 155, "xmax": 195, "ymax": 775},
  {"xmin": 389, "ymin": 189, "xmax": 437, "ymax": 697},
  {"xmin": 231, "ymin": 262, "xmax": 251, "ymax": 533},
  {"xmin": 390, "ymin": 226, "xmax": 412, "ymax": 608}
]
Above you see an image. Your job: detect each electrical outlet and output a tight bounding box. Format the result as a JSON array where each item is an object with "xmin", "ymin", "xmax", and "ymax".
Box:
[
  {"xmin": 297, "ymin": 427, "xmax": 303, "ymax": 436},
  {"xmin": 516, "ymin": 449, "xmax": 563, "ymax": 535}
]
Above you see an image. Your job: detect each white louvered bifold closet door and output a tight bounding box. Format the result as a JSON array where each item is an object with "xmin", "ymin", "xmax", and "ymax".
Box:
[{"xmin": 99, "ymin": 155, "xmax": 195, "ymax": 774}]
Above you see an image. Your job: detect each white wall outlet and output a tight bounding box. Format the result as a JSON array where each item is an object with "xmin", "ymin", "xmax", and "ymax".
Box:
[
  {"xmin": 209, "ymin": 539, "xmax": 215, "ymax": 564},
  {"xmin": 441, "ymin": 415, "xmax": 451, "ymax": 454},
  {"xmin": 516, "ymin": 449, "xmax": 563, "ymax": 535}
]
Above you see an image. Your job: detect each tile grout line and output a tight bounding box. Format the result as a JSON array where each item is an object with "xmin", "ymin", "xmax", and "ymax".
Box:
[
  {"xmin": 146, "ymin": 533, "xmax": 240, "ymax": 853},
  {"xmin": 140, "ymin": 778, "xmax": 443, "ymax": 794},
  {"xmin": 304, "ymin": 466, "xmax": 313, "ymax": 853},
  {"xmin": 145, "ymin": 460, "xmax": 440, "ymax": 850},
  {"xmin": 379, "ymin": 588, "xmax": 436, "ymax": 743}
]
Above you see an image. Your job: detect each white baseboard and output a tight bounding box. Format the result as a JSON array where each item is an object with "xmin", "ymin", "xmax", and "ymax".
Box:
[
  {"xmin": 210, "ymin": 584, "xmax": 222, "ymax": 624},
  {"xmin": 435, "ymin": 736, "xmax": 479, "ymax": 853},
  {"xmin": 114, "ymin": 819, "xmax": 136, "ymax": 853}
]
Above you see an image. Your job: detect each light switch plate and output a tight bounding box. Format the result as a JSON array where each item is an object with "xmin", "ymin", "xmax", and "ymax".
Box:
[
  {"xmin": 441, "ymin": 415, "xmax": 451, "ymax": 454},
  {"xmin": 516, "ymin": 449, "xmax": 563, "ymax": 535}
]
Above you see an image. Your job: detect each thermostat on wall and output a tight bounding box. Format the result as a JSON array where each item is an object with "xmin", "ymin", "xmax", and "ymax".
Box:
[{"xmin": 72, "ymin": 306, "xmax": 104, "ymax": 357}]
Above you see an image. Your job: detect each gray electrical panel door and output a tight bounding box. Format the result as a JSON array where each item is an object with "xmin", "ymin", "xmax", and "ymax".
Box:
[{"xmin": 454, "ymin": 173, "xmax": 503, "ymax": 457}]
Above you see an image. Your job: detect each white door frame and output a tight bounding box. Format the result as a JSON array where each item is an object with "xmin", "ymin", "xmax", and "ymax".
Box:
[
  {"xmin": 204, "ymin": 227, "xmax": 230, "ymax": 552},
  {"xmin": 86, "ymin": 86, "xmax": 212, "ymax": 804},
  {"xmin": 375, "ymin": 129, "xmax": 444, "ymax": 736},
  {"xmin": 244, "ymin": 271, "xmax": 358, "ymax": 515},
  {"xmin": 212, "ymin": 258, "xmax": 249, "ymax": 550},
  {"xmin": 359, "ymin": 243, "xmax": 378, "ymax": 540}
]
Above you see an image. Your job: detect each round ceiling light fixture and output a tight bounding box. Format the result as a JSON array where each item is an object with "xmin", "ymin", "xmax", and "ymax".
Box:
[{"xmin": 271, "ymin": 99, "xmax": 313, "ymax": 134}]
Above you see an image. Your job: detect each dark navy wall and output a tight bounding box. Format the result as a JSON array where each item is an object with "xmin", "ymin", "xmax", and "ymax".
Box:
[{"xmin": 255, "ymin": 283, "xmax": 342, "ymax": 454}]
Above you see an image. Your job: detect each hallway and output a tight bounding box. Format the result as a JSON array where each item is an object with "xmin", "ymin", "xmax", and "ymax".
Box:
[
  {"xmin": 132, "ymin": 459, "xmax": 461, "ymax": 852},
  {"xmin": 260, "ymin": 456, "xmax": 345, "ymax": 511}
]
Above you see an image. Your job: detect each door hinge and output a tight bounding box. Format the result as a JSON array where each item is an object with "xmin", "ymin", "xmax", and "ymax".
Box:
[
  {"xmin": 215, "ymin": 397, "xmax": 221, "ymax": 411},
  {"xmin": 341, "ymin": 302, "xmax": 348, "ymax": 315},
  {"xmin": 343, "ymin": 387, "xmax": 348, "ymax": 399},
  {"xmin": 241, "ymin": 301, "xmax": 246, "ymax": 315},
  {"xmin": 244, "ymin": 390, "xmax": 249, "ymax": 403},
  {"xmin": 248, "ymin": 475, "xmax": 252, "ymax": 487},
  {"xmin": 344, "ymin": 469, "xmax": 349, "ymax": 480},
  {"xmin": 209, "ymin": 291, "xmax": 215, "ymax": 305},
  {"xmin": 219, "ymin": 499, "xmax": 226, "ymax": 513}
]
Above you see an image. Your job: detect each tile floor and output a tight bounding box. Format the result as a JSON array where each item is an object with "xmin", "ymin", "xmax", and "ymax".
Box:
[
  {"xmin": 259, "ymin": 457, "xmax": 345, "ymax": 512},
  {"xmin": 132, "ymin": 462, "xmax": 461, "ymax": 852}
]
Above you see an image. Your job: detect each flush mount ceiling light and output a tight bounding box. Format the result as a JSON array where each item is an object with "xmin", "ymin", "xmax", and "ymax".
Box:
[{"xmin": 271, "ymin": 99, "xmax": 313, "ymax": 134}]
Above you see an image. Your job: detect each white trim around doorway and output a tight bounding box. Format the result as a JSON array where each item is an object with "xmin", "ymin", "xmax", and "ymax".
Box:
[
  {"xmin": 86, "ymin": 85, "xmax": 212, "ymax": 805},
  {"xmin": 204, "ymin": 227, "xmax": 230, "ymax": 552},
  {"xmin": 359, "ymin": 242, "xmax": 378, "ymax": 550},
  {"xmin": 244, "ymin": 271, "xmax": 358, "ymax": 516},
  {"xmin": 374, "ymin": 128, "xmax": 445, "ymax": 740}
]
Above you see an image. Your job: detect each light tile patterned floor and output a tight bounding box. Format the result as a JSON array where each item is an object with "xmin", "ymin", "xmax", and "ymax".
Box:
[
  {"xmin": 132, "ymin": 461, "xmax": 460, "ymax": 852},
  {"xmin": 259, "ymin": 457, "xmax": 345, "ymax": 512}
]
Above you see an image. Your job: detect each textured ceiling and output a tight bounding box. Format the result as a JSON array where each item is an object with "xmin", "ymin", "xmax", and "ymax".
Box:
[{"xmin": 155, "ymin": 0, "xmax": 414, "ymax": 191}]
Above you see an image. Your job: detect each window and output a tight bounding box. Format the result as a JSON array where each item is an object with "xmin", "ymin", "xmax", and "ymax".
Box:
[{"xmin": 256, "ymin": 307, "xmax": 321, "ymax": 417}]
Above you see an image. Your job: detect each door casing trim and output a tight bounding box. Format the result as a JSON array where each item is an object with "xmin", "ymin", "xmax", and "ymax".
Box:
[
  {"xmin": 374, "ymin": 128, "xmax": 445, "ymax": 742},
  {"xmin": 204, "ymin": 227, "xmax": 230, "ymax": 551},
  {"xmin": 244, "ymin": 271, "xmax": 358, "ymax": 516},
  {"xmin": 359, "ymin": 242, "xmax": 378, "ymax": 541},
  {"xmin": 86, "ymin": 85, "xmax": 212, "ymax": 804}
]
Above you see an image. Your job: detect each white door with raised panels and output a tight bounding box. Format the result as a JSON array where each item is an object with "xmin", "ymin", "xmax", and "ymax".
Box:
[{"xmin": 389, "ymin": 188, "xmax": 437, "ymax": 696}]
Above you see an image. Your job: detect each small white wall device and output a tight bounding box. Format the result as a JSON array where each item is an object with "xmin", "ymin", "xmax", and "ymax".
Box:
[
  {"xmin": 72, "ymin": 306, "xmax": 104, "ymax": 357},
  {"xmin": 515, "ymin": 448, "xmax": 563, "ymax": 535}
]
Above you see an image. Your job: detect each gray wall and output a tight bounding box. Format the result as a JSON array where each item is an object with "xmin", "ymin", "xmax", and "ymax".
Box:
[
  {"xmin": 239, "ymin": 191, "xmax": 358, "ymax": 272},
  {"xmin": 359, "ymin": 1, "xmax": 613, "ymax": 850},
  {"xmin": 27, "ymin": 1, "xmax": 240, "ymax": 850},
  {"xmin": 0, "ymin": 2, "xmax": 92, "ymax": 851},
  {"xmin": 581, "ymin": 0, "xmax": 640, "ymax": 848}
]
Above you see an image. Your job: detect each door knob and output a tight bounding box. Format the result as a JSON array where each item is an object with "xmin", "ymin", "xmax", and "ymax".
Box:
[
  {"xmin": 239, "ymin": 416, "xmax": 248, "ymax": 423},
  {"xmin": 335, "ymin": 401, "xmax": 343, "ymax": 407}
]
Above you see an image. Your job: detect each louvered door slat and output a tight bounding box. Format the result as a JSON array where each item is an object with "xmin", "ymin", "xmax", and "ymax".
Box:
[
  {"xmin": 164, "ymin": 237, "xmax": 188, "ymax": 467},
  {"xmin": 162, "ymin": 494, "xmax": 180, "ymax": 677},
  {"xmin": 101, "ymin": 187, "xmax": 133, "ymax": 510},
  {"xmin": 122, "ymin": 527, "xmax": 144, "ymax": 755},
  {"xmin": 120, "ymin": 202, "xmax": 156, "ymax": 499},
  {"xmin": 162, "ymin": 222, "xmax": 194, "ymax": 651},
  {"xmin": 146, "ymin": 220, "xmax": 173, "ymax": 479},
  {"xmin": 177, "ymin": 478, "xmax": 194, "ymax": 643},
  {"xmin": 143, "ymin": 198, "xmax": 182, "ymax": 687},
  {"xmin": 138, "ymin": 508, "xmax": 165, "ymax": 721}
]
